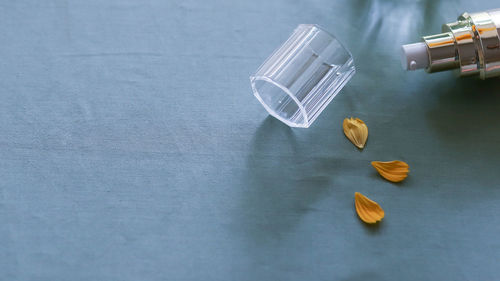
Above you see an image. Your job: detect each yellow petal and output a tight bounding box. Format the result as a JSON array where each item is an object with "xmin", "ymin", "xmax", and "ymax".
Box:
[
  {"xmin": 343, "ymin": 117, "xmax": 368, "ymax": 149},
  {"xmin": 371, "ymin": 160, "xmax": 409, "ymax": 182},
  {"xmin": 355, "ymin": 192, "xmax": 385, "ymax": 224}
]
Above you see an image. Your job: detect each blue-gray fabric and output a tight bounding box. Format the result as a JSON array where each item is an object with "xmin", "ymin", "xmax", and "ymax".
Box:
[{"xmin": 1, "ymin": 0, "xmax": 499, "ymax": 280}]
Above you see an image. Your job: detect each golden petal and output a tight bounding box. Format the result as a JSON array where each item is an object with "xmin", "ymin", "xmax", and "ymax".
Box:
[
  {"xmin": 371, "ymin": 160, "xmax": 409, "ymax": 182},
  {"xmin": 354, "ymin": 192, "xmax": 385, "ymax": 224},
  {"xmin": 343, "ymin": 117, "xmax": 368, "ymax": 149}
]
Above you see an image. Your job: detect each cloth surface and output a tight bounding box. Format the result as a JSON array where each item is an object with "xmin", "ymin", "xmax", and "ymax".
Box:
[{"xmin": 1, "ymin": 0, "xmax": 499, "ymax": 280}]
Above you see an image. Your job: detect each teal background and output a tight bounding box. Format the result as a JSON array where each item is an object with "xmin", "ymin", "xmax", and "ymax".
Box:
[{"xmin": 1, "ymin": 0, "xmax": 499, "ymax": 280}]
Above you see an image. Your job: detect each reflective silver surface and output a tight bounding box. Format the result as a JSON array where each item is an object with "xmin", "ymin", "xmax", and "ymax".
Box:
[
  {"xmin": 423, "ymin": 32, "xmax": 458, "ymax": 72},
  {"xmin": 423, "ymin": 9, "xmax": 500, "ymax": 79},
  {"xmin": 470, "ymin": 10, "xmax": 500, "ymax": 78}
]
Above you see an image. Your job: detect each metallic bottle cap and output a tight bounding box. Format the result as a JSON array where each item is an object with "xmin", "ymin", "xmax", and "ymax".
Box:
[{"xmin": 402, "ymin": 9, "xmax": 500, "ymax": 79}]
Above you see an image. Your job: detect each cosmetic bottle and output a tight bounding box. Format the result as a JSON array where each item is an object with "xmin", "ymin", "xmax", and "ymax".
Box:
[{"xmin": 401, "ymin": 9, "xmax": 500, "ymax": 79}]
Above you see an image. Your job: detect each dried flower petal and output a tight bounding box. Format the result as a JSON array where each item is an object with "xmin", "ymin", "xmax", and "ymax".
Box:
[
  {"xmin": 343, "ymin": 117, "xmax": 368, "ymax": 149},
  {"xmin": 371, "ymin": 160, "xmax": 409, "ymax": 182},
  {"xmin": 355, "ymin": 192, "xmax": 385, "ymax": 224}
]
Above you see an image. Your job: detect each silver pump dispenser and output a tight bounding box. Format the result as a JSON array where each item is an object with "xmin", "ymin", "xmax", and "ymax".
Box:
[{"xmin": 401, "ymin": 9, "xmax": 500, "ymax": 79}]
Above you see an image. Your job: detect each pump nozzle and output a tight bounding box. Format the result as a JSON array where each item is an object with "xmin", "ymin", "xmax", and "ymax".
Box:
[
  {"xmin": 401, "ymin": 9, "xmax": 500, "ymax": 79},
  {"xmin": 401, "ymin": 42, "xmax": 429, "ymax": 71}
]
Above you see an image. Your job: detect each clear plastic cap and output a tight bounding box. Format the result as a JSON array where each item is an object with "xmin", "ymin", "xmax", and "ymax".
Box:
[{"xmin": 250, "ymin": 24, "xmax": 355, "ymax": 128}]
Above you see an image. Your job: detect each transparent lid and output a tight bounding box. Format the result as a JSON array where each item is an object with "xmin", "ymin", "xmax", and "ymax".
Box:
[{"xmin": 250, "ymin": 24, "xmax": 355, "ymax": 128}]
